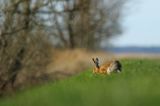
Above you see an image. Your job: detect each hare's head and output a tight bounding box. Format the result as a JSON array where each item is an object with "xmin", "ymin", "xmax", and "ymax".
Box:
[
  {"xmin": 109, "ymin": 60, "xmax": 122, "ymax": 73},
  {"xmin": 92, "ymin": 58, "xmax": 100, "ymax": 69}
]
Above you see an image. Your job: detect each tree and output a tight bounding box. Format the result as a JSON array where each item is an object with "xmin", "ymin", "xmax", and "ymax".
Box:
[
  {"xmin": 46, "ymin": 0, "xmax": 126, "ymax": 49},
  {"xmin": 0, "ymin": 0, "xmax": 51, "ymax": 93}
]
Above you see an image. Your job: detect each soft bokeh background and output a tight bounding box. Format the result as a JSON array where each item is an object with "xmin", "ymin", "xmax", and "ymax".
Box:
[
  {"xmin": 114, "ymin": 0, "xmax": 160, "ymax": 47},
  {"xmin": 0, "ymin": 0, "xmax": 160, "ymax": 102}
]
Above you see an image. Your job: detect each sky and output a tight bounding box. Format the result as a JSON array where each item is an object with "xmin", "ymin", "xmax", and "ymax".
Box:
[{"xmin": 113, "ymin": 0, "xmax": 160, "ymax": 47}]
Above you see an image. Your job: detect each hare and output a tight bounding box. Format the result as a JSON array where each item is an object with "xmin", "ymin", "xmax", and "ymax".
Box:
[{"xmin": 92, "ymin": 58, "xmax": 122, "ymax": 75}]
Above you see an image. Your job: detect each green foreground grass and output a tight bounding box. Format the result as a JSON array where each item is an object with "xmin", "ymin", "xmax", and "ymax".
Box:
[{"xmin": 0, "ymin": 59, "xmax": 160, "ymax": 106}]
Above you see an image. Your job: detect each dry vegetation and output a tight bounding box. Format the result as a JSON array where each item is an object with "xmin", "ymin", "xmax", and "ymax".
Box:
[{"xmin": 46, "ymin": 49, "xmax": 115, "ymax": 80}]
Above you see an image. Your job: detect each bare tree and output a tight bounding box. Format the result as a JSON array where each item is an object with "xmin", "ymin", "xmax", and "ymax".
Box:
[
  {"xmin": 0, "ymin": 0, "xmax": 52, "ymax": 94},
  {"xmin": 46, "ymin": 0, "xmax": 126, "ymax": 49}
]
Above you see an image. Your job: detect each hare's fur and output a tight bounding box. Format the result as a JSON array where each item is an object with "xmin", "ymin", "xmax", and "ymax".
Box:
[{"xmin": 92, "ymin": 58, "xmax": 122, "ymax": 75}]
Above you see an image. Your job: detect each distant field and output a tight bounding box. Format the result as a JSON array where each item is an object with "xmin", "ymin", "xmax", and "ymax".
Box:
[
  {"xmin": 0, "ymin": 59, "xmax": 160, "ymax": 106},
  {"xmin": 106, "ymin": 47, "xmax": 160, "ymax": 54}
]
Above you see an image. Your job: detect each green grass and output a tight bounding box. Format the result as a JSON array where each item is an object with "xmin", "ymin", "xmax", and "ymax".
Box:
[{"xmin": 0, "ymin": 59, "xmax": 160, "ymax": 106}]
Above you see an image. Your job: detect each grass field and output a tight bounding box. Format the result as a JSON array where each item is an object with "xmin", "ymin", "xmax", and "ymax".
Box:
[{"xmin": 0, "ymin": 59, "xmax": 160, "ymax": 106}]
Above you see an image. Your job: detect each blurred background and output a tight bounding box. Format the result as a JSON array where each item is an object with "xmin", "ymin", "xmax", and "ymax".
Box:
[
  {"xmin": 107, "ymin": 0, "xmax": 160, "ymax": 54},
  {"xmin": 0, "ymin": 0, "xmax": 160, "ymax": 95},
  {"xmin": 116, "ymin": 0, "xmax": 160, "ymax": 47}
]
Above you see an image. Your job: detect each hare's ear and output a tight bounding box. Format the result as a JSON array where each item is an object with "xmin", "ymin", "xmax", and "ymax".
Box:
[
  {"xmin": 92, "ymin": 58, "xmax": 95, "ymax": 63},
  {"xmin": 92, "ymin": 58, "xmax": 96, "ymax": 64},
  {"xmin": 92, "ymin": 57, "xmax": 100, "ymax": 68},
  {"xmin": 96, "ymin": 58, "xmax": 99, "ymax": 63},
  {"xmin": 94, "ymin": 57, "xmax": 100, "ymax": 68}
]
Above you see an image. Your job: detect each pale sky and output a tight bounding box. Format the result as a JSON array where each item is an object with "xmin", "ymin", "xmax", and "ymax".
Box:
[{"xmin": 114, "ymin": 0, "xmax": 160, "ymax": 47}]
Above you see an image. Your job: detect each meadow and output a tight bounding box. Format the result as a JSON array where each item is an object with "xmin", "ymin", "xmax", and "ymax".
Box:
[{"xmin": 0, "ymin": 59, "xmax": 160, "ymax": 106}]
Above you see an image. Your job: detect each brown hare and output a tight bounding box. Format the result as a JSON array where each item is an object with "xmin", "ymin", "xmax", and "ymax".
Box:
[{"xmin": 92, "ymin": 58, "xmax": 122, "ymax": 75}]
